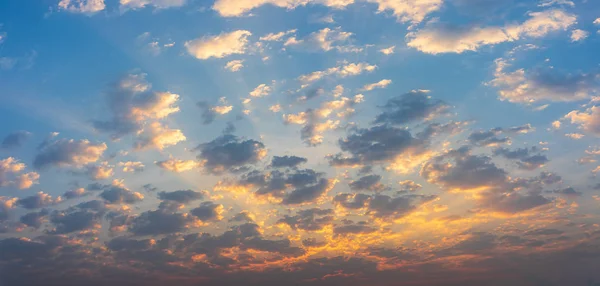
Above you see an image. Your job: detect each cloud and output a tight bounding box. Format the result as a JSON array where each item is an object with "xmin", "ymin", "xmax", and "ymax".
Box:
[
  {"xmin": 283, "ymin": 27, "xmax": 358, "ymax": 52},
  {"xmin": 93, "ymin": 73, "xmax": 185, "ymax": 148},
  {"xmin": 20, "ymin": 209, "xmax": 49, "ymax": 228},
  {"xmin": 99, "ymin": 184, "xmax": 144, "ymax": 204},
  {"xmin": 0, "ymin": 157, "xmax": 39, "ymax": 189},
  {"xmin": 58, "ymin": 0, "xmax": 105, "ymax": 14},
  {"xmin": 197, "ymin": 100, "xmax": 233, "ymax": 124},
  {"xmin": 277, "ymin": 208, "xmax": 334, "ymax": 231},
  {"xmin": 195, "ymin": 135, "xmax": 266, "ymax": 174},
  {"xmin": 565, "ymin": 106, "xmax": 600, "ymax": 135},
  {"xmin": 129, "ymin": 209, "xmax": 197, "ymax": 235},
  {"xmin": 249, "ymin": 83, "xmax": 272, "ymax": 97},
  {"xmin": 407, "ymin": 9, "xmax": 577, "ymax": 54},
  {"xmin": 155, "ymin": 158, "xmax": 200, "ymax": 172},
  {"xmin": 185, "ymin": 30, "xmax": 252, "ymax": 60},
  {"xmin": 119, "ymin": 0, "xmax": 186, "ymax": 10},
  {"xmin": 49, "ymin": 209, "xmax": 100, "ymax": 234},
  {"xmin": 158, "ymin": 189, "xmax": 204, "ymax": 203},
  {"xmin": 118, "ymin": 161, "xmax": 145, "ymax": 172},
  {"xmin": 224, "ymin": 59, "xmax": 244, "ymax": 72},
  {"xmin": 333, "ymin": 221, "xmax": 376, "ymax": 235},
  {"xmin": 259, "ymin": 29, "xmax": 297, "ymax": 41},
  {"xmin": 1, "ymin": 131, "xmax": 31, "ymax": 149},
  {"xmin": 190, "ymin": 201, "xmax": 224, "ymax": 221},
  {"xmin": 212, "ymin": 0, "xmax": 352, "ymax": 17},
  {"xmin": 271, "ymin": 155, "xmax": 307, "ymax": 168},
  {"xmin": 490, "ymin": 57, "xmax": 600, "ymax": 103},
  {"xmin": 33, "ymin": 138, "xmax": 106, "ymax": 169},
  {"xmin": 366, "ymin": 0, "xmax": 443, "ymax": 24},
  {"xmin": 349, "ymin": 174, "xmax": 387, "ymax": 192},
  {"xmin": 17, "ymin": 192, "xmax": 61, "ymax": 210},
  {"xmin": 298, "ymin": 62, "xmax": 377, "ymax": 84},
  {"xmin": 379, "ymin": 46, "xmax": 395, "ymax": 55},
  {"xmin": 468, "ymin": 124, "xmax": 534, "ymax": 146},
  {"xmin": 565, "ymin": 132, "xmax": 584, "ymax": 139},
  {"xmin": 334, "ymin": 193, "xmax": 436, "ymax": 218},
  {"xmin": 362, "ymin": 79, "xmax": 392, "ymax": 91},
  {"xmin": 570, "ymin": 29, "xmax": 588, "ymax": 42},
  {"xmin": 550, "ymin": 186, "xmax": 582, "ymax": 197},
  {"xmin": 374, "ymin": 90, "xmax": 449, "ymax": 125},
  {"xmin": 493, "ymin": 146, "xmax": 549, "ymax": 170},
  {"xmin": 83, "ymin": 162, "xmax": 114, "ymax": 180}
]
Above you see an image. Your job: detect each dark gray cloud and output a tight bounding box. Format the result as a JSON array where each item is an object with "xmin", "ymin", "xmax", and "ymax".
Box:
[
  {"xmin": 1, "ymin": 131, "xmax": 31, "ymax": 149},
  {"xmin": 16, "ymin": 192, "xmax": 59, "ymax": 209},
  {"xmin": 229, "ymin": 211, "xmax": 255, "ymax": 223},
  {"xmin": 19, "ymin": 209, "xmax": 49, "ymax": 228},
  {"xmin": 158, "ymin": 189, "xmax": 204, "ymax": 203},
  {"xmin": 190, "ymin": 202, "xmax": 223, "ymax": 221},
  {"xmin": 33, "ymin": 138, "xmax": 106, "ymax": 169},
  {"xmin": 468, "ymin": 124, "xmax": 533, "ymax": 147},
  {"xmin": 374, "ymin": 90, "xmax": 449, "ymax": 125},
  {"xmin": 334, "ymin": 193, "xmax": 435, "ymax": 218},
  {"xmin": 328, "ymin": 125, "xmax": 427, "ymax": 167},
  {"xmin": 271, "ymin": 155, "xmax": 307, "ymax": 168},
  {"xmin": 333, "ymin": 221, "xmax": 377, "ymax": 235},
  {"xmin": 99, "ymin": 186, "xmax": 143, "ymax": 204},
  {"xmin": 478, "ymin": 192, "xmax": 552, "ymax": 214},
  {"xmin": 129, "ymin": 209, "xmax": 196, "ymax": 236},
  {"xmin": 349, "ymin": 174, "xmax": 387, "ymax": 192},
  {"xmin": 550, "ymin": 187, "xmax": 582, "ymax": 197},
  {"xmin": 107, "ymin": 237, "xmax": 155, "ymax": 251},
  {"xmin": 493, "ymin": 146, "xmax": 549, "ymax": 170},
  {"xmin": 49, "ymin": 210, "xmax": 99, "ymax": 234},
  {"xmin": 277, "ymin": 208, "xmax": 334, "ymax": 231},
  {"xmin": 195, "ymin": 135, "xmax": 265, "ymax": 174}
]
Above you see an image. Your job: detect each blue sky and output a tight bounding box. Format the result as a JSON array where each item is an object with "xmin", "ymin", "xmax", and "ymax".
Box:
[{"xmin": 1, "ymin": 0, "xmax": 600, "ymax": 285}]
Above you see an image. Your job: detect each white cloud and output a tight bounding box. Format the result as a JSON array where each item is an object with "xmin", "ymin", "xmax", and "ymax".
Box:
[
  {"xmin": 570, "ymin": 29, "xmax": 589, "ymax": 42},
  {"xmin": 565, "ymin": 133, "xmax": 584, "ymax": 139},
  {"xmin": 120, "ymin": 0, "xmax": 186, "ymax": 10},
  {"xmin": 185, "ymin": 30, "xmax": 252, "ymax": 60},
  {"xmin": 366, "ymin": 0, "xmax": 443, "ymax": 24},
  {"xmin": 379, "ymin": 46, "xmax": 395, "ymax": 55},
  {"xmin": 538, "ymin": 0, "xmax": 574, "ymax": 7},
  {"xmin": 34, "ymin": 139, "xmax": 107, "ymax": 169},
  {"xmin": 85, "ymin": 162, "xmax": 114, "ymax": 180},
  {"xmin": 362, "ymin": 79, "xmax": 392, "ymax": 91},
  {"xmin": 407, "ymin": 9, "xmax": 577, "ymax": 54},
  {"xmin": 0, "ymin": 157, "xmax": 39, "ymax": 190},
  {"xmin": 565, "ymin": 106, "xmax": 600, "ymax": 136},
  {"xmin": 58, "ymin": 0, "xmax": 105, "ymax": 14},
  {"xmin": 259, "ymin": 29, "xmax": 297, "ymax": 41},
  {"xmin": 212, "ymin": 0, "xmax": 353, "ymax": 18},
  {"xmin": 224, "ymin": 60, "xmax": 244, "ymax": 72},
  {"xmin": 249, "ymin": 83, "xmax": 272, "ymax": 97},
  {"xmin": 283, "ymin": 27, "xmax": 355, "ymax": 52},
  {"xmin": 118, "ymin": 161, "xmax": 145, "ymax": 172},
  {"xmin": 135, "ymin": 122, "xmax": 186, "ymax": 150},
  {"xmin": 298, "ymin": 62, "xmax": 377, "ymax": 83},
  {"xmin": 489, "ymin": 57, "xmax": 600, "ymax": 103},
  {"xmin": 155, "ymin": 158, "xmax": 199, "ymax": 172}
]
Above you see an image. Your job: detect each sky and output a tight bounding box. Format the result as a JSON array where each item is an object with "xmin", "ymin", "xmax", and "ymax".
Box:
[{"xmin": 0, "ymin": 0, "xmax": 600, "ymax": 285}]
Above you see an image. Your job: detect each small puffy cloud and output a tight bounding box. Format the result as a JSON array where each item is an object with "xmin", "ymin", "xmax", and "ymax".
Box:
[
  {"xmin": 594, "ymin": 18, "xmax": 600, "ymax": 25},
  {"xmin": 58, "ymin": 0, "xmax": 106, "ymax": 14},
  {"xmin": 298, "ymin": 62, "xmax": 377, "ymax": 84},
  {"xmin": 84, "ymin": 162, "xmax": 114, "ymax": 180},
  {"xmin": 374, "ymin": 90, "xmax": 448, "ymax": 125},
  {"xmin": 99, "ymin": 184, "xmax": 144, "ymax": 205},
  {"xmin": 1, "ymin": 131, "xmax": 31, "ymax": 149},
  {"xmin": 349, "ymin": 174, "xmax": 387, "ymax": 192},
  {"xmin": 379, "ymin": 46, "xmax": 395, "ymax": 55},
  {"xmin": 224, "ymin": 59, "xmax": 244, "ymax": 72},
  {"xmin": 118, "ymin": 161, "xmax": 145, "ymax": 172},
  {"xmin": 407, "ymin": 9, "xmax": 577, "ymax": 54},
  {"xmin": 550, "ymin": 187, "xmax": 582, "ymax": 197},
  {"xmin": 249, "ymin": 83, "xmax": 272, "ymax": 97},
  {"xmin": 33, "ymin": 138, "xmax": 106, "ymax": 170},
  {"xmin": 0, "ymin": 157, "xmax": 39, "ymax": 189},
  {"xmin": 49, "ymin": 209, "xmax": 100, "ymax": 234},
  {"xmin": 283, "ymin": 27, "xmax": 356, "ymax": 52},
  {"xmin": 190, "ymin": 201, "xmax": 224, "ymax": 221},
  {"xmin": 259, "ymin": 29, "xmax": 297, "ymax": 41},
  {"xmin": 565, "ymin": 106, "xmax": 600, "ymax": 135},
  {"xmin": 366, "ymin": 0, "xmax": 443, "ymax": 24},
  {"xmin": 197, "ymin": 100, "xmax": 233, "ymax": 124},
  {"xmin": 134, "ymin": 122, "xmax": 186, "ymax": 150},
  {"xmin": 129, "ymin": 209, "xmax": 196, "ymax": 235},
  {"xmin": 552, "ymin": 120, "xmax": 561, "ymax": 129},
  {"xmin": 493, "ymin": 147, "xmax": 549, "ymax": 170},
  {"xmin": 119, "ymin": 0, "xmax": 186, "ymax": 10},
  {"xmin": 362, "ymin": 79, "xmax": 392, "ymax": 91},
  {"xmin": 155, "ymin": 158, "xmax": 199, "ymax": 172},
  {"xmin": 195, "ymin": 135, "xmax": 266, "ymax": 174},
  {"xmin": 468, "ymin": 124, "xmax": 534, "ymax": 146},
  {"xmin": 62, "ymin": 188, "xmax": 86, "ymax": 200},
  {"xmin": 17, "ymin": 192, "xmax": 61, "ymax": 210},
  {"xmin": 570, "ymin": 29, "xmax": 589, "ymax": 42},
  {"xmin": 334, "ymin": 193, "xmax": 435, "ymax": 218},
  {"xmin": 212, "ymin": 0, "xmax": 352, "ymax": 17},
  {"xmin": 158, "ymin": 190, "xmax": 204, "ymax": 203},
  {"xmin": 277, "ymin": 208, "xmax": 334, "ymax": 231},
  {"xmin": 185, "ymin": 30, "xmax": 251, "ymax": 60},
  {"xmin": 269, "ymin": 104, "xmax": 282, "ymax": 112},
  {"xmin": 20, "ymin": 210, "xmax": 49, "ymax": 228},
  {"xmin": 271, "ymin": 155, "xmax": 307, "ymax": 168},
  {"xmin": 565, "ymin": 133, "xmax": 584, "ymax": 139}
]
